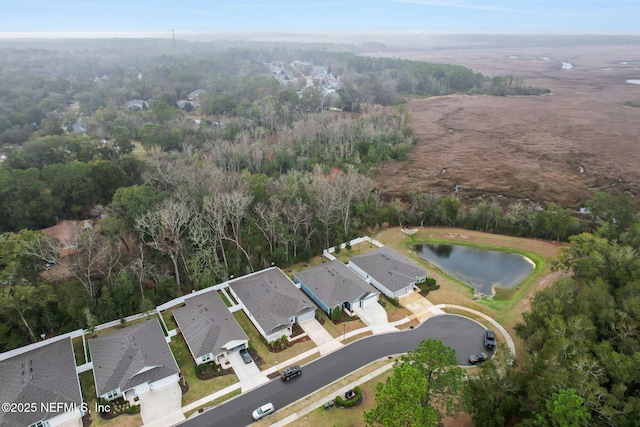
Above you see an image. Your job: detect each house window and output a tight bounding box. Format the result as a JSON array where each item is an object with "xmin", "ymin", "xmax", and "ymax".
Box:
[
  {"xmin": 106, "ymin": 389, "xmax": 119, "ymax": 399},
  {"xmin": 29, "ymin": 422, "xmax": 49, "ymax": 427},
  {"xmin": 201, "ymin": 353, "xmax": 211, "ymax": 363}
]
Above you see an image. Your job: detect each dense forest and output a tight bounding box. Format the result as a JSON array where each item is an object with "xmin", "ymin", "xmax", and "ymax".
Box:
[{"xmin": 0, "ymin": 39, "xmax": 637, "ymax": 426}]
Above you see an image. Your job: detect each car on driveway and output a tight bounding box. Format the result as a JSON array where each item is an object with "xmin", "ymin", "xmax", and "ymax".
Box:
[
  {"xmin": 252, "ymin": 402, "xmax": 275, "ymax": 420},
  {"xmin": 281, "ymin": 365, "xmax": 302, "ymax": 381},
  {"xmin": 239, "ymin": 348, "xmax": 252, "ymax": 364},
  {"xmin": 469, "ymin": 352, "xmax": 489, "ymax": 364},
  {"xmin": 484, "ymin": 330, "xmax": 497, "ymax": 348}
]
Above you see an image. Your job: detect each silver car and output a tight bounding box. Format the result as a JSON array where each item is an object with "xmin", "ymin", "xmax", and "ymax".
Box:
[{"xmin": 252, "ymin": 402, "xmax": 275, "ymax": 421}]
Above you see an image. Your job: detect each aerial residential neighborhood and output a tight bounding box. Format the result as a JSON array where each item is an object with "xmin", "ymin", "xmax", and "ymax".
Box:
[{"xmin": 0, "ymin": 238, "xmax": 452, "ymax": 427}]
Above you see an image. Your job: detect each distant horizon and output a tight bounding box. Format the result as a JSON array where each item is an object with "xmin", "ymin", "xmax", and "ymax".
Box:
[
  {"xmin": 1, "ymin": 30, "xmax": 639, "ymax": 41},
  {"xmin": 2, "ymin": 1, "xmax": 639, "ymax": 35}
]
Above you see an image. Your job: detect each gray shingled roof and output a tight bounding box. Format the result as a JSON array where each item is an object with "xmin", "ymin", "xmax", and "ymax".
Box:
[
  {"xmin": 0, "ymin": 338, "xmax": 82, "ymax": 427},
  {"xmin": 173, "ymin": 292, "xmax": 247, "ymax": 361},
  {"xmin": 349, "ymin": 246, "xmax": 427, "ymax": 293},
  {"xmin": 230, "ymin": 267, "xmax": 315, "ymax": 335},
  {"xmin": 295, "ymin": 260, "xmax": 379, "ymax": 309},
  {"xmin": 89, "ymin": 318, "xmax": 178, "ymax": 397}
]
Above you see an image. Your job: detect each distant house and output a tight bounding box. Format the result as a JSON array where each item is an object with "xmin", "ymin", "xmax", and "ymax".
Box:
[
  {"xmin": 348, "ymin": 246, "xmax": 427, "ymax": 298},
  {"xmin": 173, "ymin": 292, "xmax": 248, "ymax": 366},
  {"xmin": 294, "ymin": 260, "xmax": 379, "ymax": 316},
  {"xmin": 187, "ymin": 89, "xmax": 206, "ymax": 101},
  {"xmin": 89, "ymin": 318, "xmax": 179, "ymax": 403},
  {"xmin": 0, "ymin": 338, "xmax": 84, "ymax": 427},
  {"xmin": 126, "ymin": 99, "xmax": 149, "ymax": 111},
  {"xmin": 228, "ymin": 267, "xmax": 316, "ymax": 342}
]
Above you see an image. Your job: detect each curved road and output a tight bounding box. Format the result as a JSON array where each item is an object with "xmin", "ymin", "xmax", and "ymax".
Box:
[{"xmin": 181, "ymin": 315, "xmax": 487, "ymax": 427}]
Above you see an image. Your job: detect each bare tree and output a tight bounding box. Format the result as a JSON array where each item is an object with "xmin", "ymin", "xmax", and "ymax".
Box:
[
  {"xmin": 253, "ymin": 200, "xmax": 284, "ymax": 257},
  {"xmin": 334, "ymin": 168, "xmax": 376, "ymax": 239},
  {"xmin": 310, "ymin": 168, "xmax": 340, "ymax": 249},
  {"xmin": 282, "ymin": 199, "xmax": 312, "ymax": 259},
  {"xmin": 65, "ymin": 225, "xmax": 109, "ymax": 302},
  {"xmin": 135, "ymin": 198, "xmax": 193, "ymax": 292}
]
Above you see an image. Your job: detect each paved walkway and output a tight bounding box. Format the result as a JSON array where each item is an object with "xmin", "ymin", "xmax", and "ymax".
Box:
[
  {"xmin": 300, "ymin": 318, "xmax": 343, "ymax": 355},
  {"xmin": 176, "ymin": 292, "xmax": 517, "ymax": 426}
]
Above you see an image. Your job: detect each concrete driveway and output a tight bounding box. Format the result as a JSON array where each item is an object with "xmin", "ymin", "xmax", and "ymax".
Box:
[
  {"xmin": 353, "ymin": 302, "xmax": 396, "ymax": 333},
  {"xmin": 400, "ymin": 290, "xmax": 443, "ymax": 321},
  {"xmin": 228, "ymin": 348, "xmax": 268, "ymax": 392},
  {"xmin": 300, "ymin": 318, "xmax": 342, "ymax": 355},
  {"xmin": 139, "ymin": 382, "xmax": 184, "ymax": 426}
]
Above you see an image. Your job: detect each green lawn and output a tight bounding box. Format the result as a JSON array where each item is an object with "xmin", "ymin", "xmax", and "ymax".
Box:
[
  {"xmin": 161, "ymin": 309, "xmax": 179, "ymax": 331},
  {"xmin": 72, "ymin": 335, "xmax": 87, "ymax": 365},
  {"xmin": 169, "ymin": 334, "xmax": 239, "ymax": 406}
]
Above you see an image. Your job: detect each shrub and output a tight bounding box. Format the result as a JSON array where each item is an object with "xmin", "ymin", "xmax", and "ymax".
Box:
[
  {"xmin": 331, "ymin": 305, "xmax": 342, "ymax": 323},
  {"xmin": 335, "ymin": 386, "xmax": 363, "ymax": 407}
]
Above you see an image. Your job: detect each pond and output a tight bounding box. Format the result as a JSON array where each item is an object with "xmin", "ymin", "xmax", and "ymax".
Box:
[{"xmin": 412, "ymin": 244, "xmax": 534, "ymax": 296}]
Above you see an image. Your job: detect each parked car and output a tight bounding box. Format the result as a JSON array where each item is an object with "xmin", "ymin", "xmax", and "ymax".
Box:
[
  {"xmin": 252, "ymin": 402, "xmax": 275, "ymax": 420},
  {"xmin": 469, "ymin": 352, "xmax": 489, "ymax": 364},
  {"xmin": 239, "ymin": 348, "xmax": 252, "ymax": 364},
  {"xmin": 484, "ymin": 330, "xmax": 497, "ymax": 348},
  {"xmin": 281, "ymin": 365, "xmax": 302, "ymax": 381}
]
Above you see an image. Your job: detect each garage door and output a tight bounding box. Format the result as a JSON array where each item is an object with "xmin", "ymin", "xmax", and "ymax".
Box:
[
  {"xmin": 360, "ymin": 294, "xmax": 379, "ymax": 308},
  {"xmin": 297, "ymin": 308, "xmax": 315, "ymax": 323}
]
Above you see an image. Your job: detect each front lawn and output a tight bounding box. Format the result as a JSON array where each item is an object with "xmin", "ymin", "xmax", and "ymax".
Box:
[{"xmin": 169, "ymin": 334, "xmax": 239, "ymax": 406}]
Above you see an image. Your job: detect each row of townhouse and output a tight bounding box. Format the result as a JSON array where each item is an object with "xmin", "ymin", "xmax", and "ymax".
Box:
[{"xmin": 0, "ymin": 245, "xmax": 426, "ymax": 427}]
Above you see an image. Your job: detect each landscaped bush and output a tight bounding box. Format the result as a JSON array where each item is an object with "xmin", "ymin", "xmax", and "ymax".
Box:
[
  {"xmin": 195, "ymin": 362, "xmax": 233, "ymax": 380},
  {"xmin": 335, "ymin": 386, "xmax": 363, "ymax": 407},
  {"xmin": 331, "ymin": 305, "xmax": 342, "ymax": 322}
]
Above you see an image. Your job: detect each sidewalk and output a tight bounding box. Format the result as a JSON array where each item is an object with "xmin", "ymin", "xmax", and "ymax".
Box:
[{"xmin": 176, "ymin": 291, "xmax": 516, "ymax": 426}]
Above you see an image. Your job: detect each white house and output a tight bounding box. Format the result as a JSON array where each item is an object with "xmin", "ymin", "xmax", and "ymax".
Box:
[
  {"xmin": 228, "ymin": 267, "xmax": 316, "ymax": 343},
  {"xmin": 172, "ymin": 292, "xmax": 248, "ymax": 366},
  {"xmin": 89, "ymin": 318, "xmax": 179, "ymax": 404},
  {"xmin": 0, "ymin": 337, "xmax": 84, "ymax": 427},
  {"xmin": 348, "ymin": 246, "xmax": 427, "ymax": 298}
]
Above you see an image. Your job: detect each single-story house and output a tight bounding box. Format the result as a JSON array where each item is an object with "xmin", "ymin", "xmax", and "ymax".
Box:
[
  {"xmin": 348, "ymin": 246, "xmax": 427, "ymax": 298},
  {"xmin": 126, "ymin": 99, "xmax": 149, "ymax": 110},
  {"xmin": 228, "ymin": 267, "xmax": 316, "ymax": 343},
  {"xmin": 0, "ymin": 338, "xmax": 84, "ymax": 427},
  {"xmin": 89, "ymin": 318, "xmax": 179, "ymax": 404},
  {"xmin": 172, "ymin": 292, "xmax": 248, "ymax": 366},
  {"xmin": 187, "ymin": 89, "xmax": 206, "ymax": 101},
  {"xmin": 294, "ymin": 260, "xmax": 380, "ymax": 316}
]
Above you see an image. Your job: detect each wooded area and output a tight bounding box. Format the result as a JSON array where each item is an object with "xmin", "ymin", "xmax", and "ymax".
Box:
[{"xmin": 0, "ymin": 39, "xmax": 637, "ymax": 426}]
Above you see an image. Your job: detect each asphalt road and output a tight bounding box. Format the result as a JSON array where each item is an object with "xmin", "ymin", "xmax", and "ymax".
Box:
[{"xmin": 180, "ymin": 314, "xmax": 487, "ymax": 427}]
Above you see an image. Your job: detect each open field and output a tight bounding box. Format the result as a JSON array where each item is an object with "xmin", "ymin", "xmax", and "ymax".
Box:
[{"xmin": 370, "ymin": 40, "xmax": 640, "ymax": 209}]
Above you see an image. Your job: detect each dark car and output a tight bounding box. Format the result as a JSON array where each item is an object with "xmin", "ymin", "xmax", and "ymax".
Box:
[
  {"xmin": 239, "ymin": 348, "xmax": 252, "ymax": 364},
  {"xmin": 484, "ymin": 330, "xmax": 497, "ymax": 348},
  {"xmin": 280, "ymin": 365, "xmax": 302, "ymax": 381},
  {"xmin": 469, "ymin": 352, "xmax": 489, "ymax": 364}
]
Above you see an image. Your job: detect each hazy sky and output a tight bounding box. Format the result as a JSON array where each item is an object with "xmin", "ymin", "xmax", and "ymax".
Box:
[{"xmin": 1, "ymin": 0, "xmax": 638, "ymax": 35}]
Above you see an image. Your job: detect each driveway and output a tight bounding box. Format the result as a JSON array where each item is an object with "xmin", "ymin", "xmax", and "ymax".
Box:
[
  {"xmin": 400, "ymin": 290, "xmax": 443, "ymax": 321},
  {"xmin": 139, "ymin": 382, "xmax": 184, "ymax": 426},
  {"xmin": 353, "ymin": 302, "xmax": 396, "ymax": 333},
  {"xmin": 300, "ymin": 318, "xmax": 342, "ymax": 355},
  {"xmin": 228, "ymin": 348, "xmax": 269, "ymax": 392},
  {"xmin": 182, "ymin": 314, "xmax": 488, "ymax": 427}
]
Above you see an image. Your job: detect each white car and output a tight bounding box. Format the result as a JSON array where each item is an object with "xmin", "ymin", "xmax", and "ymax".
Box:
[{"xmin": 252, "ymin": 402, "xmax": 275, "ymax": 421}]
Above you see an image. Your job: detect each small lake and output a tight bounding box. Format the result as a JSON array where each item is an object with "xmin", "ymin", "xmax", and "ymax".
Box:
[{"xmin": 413, "ymin": 244, "xmax": 534, "ymax": 295}]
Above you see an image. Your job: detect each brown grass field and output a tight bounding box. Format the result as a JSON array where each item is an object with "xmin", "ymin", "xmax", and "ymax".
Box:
[{"xmin": 368, "ymin": 40, "xmax": 640, "ymax": 209}]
